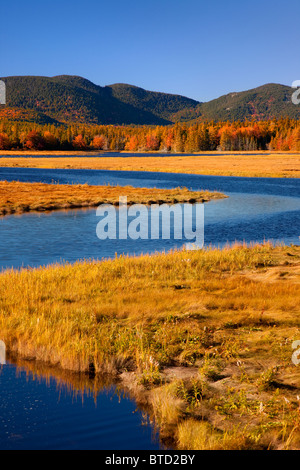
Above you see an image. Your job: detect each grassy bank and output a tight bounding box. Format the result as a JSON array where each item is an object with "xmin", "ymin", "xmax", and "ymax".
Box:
[
  {"xmin": 0, "ymin": 150, "xmax": 105, "ymax": 156},
  {"xmin": 0, "ymin": 181, "xmax": 223, "ymax": 215},
  {"xmin": 1, "ymin": 243, "xmax": 300, "ymax": 449},
  {"xmin": 0, "ymin": 153, "xmax": 300, "ymax": 177}
]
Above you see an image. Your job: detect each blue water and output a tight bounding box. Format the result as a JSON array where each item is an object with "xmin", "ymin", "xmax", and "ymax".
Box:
[
  {"xmin": 0, "ymin": 362, "xmax": 160, "ymax": 450},
  {"xmin": 0, "ymin": 167, "xmax": 299, "ymax": 270},
  {"xmin": 0, "ymin": 166, "xmax": 299, "ymax": 450}
]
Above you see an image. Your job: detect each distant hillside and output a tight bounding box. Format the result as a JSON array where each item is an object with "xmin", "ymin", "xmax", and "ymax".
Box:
[
  {"xmin": 0, "ymin": 76, "xmax": 194, "ymax": 125},
  {"xmin": 0, "ymin": 106, "xmax": 60, "ymax": 124},
  {"xmin": 107, "ymin": 83, "xmax": 199, "ymax": 122},
  {"xmin": 0, "ymin": 76, "xmax": 299, "ymax": 125},
  {"xmin": 192, "ymin": 83, "xmax": 300, "ymax": 122}
]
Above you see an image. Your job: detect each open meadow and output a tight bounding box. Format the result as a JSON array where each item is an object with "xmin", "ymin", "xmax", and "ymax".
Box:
[{"xmin": 0, "ymin": 152, "xmax": 300, "ymax": 178}]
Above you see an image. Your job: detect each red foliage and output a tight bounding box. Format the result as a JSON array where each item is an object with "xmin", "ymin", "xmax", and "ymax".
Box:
[
  {"xmin": 25, "ymin": 130, "xmax": 46, "ymax": 150},
  {"xmin": 0, "ymin": 133, "xmax": 10, "ymax": 150},
  {"xmin": 145, "ymin": 134, "xmax": 160, "ymax": 151},
  {"xmin": 73, "ymin": 134, "xmax": 87, "ymax": 150},
  {"xmin": 92, "ymin": 135, "xmax": 107, "ymax": 150}
]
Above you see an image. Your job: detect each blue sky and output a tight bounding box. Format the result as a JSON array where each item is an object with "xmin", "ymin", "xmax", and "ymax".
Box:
[{"xmin": 1, "ymin": 0, "xmax": 299, "ymax": 102}]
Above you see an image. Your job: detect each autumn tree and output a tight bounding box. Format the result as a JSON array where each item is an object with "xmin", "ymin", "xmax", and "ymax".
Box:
[
  {"xmin": 92, "ymin": 135, "xmax": 107, "ymax": 150},
  {"xmin": 145, "ymin": 134, "xmax": 160, "ymax": 151},
  {"xmin": 0, "ymin": 133, "xmax": 10, "ymax": 150},
  {"xmin": 73, "ymin": 134, "xmax": 87, "ymax": 150},
  {"xmin": 25, "ymin": 130, "xmax": 46, "ymax": 150},
  {"xmin": 44, "ymin": 131, "xmax": 59, "ymax": 150}
]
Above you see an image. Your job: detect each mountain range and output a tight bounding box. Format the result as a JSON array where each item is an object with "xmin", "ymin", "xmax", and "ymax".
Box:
[{"xmin": 0, "ymin": 75, "xmax": 299, "ymax": 125}]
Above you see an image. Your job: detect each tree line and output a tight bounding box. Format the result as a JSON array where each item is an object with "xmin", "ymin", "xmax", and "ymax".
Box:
[{"xmin": 0, "ymin": 118, "xmax": 300, "ymax": 152}]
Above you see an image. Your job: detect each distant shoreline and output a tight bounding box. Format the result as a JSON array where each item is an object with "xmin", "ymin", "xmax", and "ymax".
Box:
[
  {"xmin": 0, "ymin": 150, "xmax": 299, "ymax": 156},
  {"xmin": 0, "ymin": 152, "xmax": 299, "ymax": 178}
]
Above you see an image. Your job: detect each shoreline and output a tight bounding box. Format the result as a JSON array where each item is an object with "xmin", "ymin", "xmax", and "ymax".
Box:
[
  {"xmin": 0, "ymin": 181, "xmax": 225, "ymax": 216},
  {"xmin": 0, "ymin": 153, "xmax": 300, "ymax": 178},
  {"xmin": 6, "ymin": 354, "xmax": 176, "ymax": 449},
  {"xmin": 1, "ymin": 243, "xmax": 300, "ymax": 449},
  {"xmin": 1, "ymin": 150, "xmax": 300, "ymax": 156}
]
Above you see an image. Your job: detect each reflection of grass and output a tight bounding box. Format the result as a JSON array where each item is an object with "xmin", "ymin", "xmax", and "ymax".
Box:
[
  {"xmin": 0, "ymin": 152, "xmax": 300, "ymax": 177},
  {"xmin": 0, "ymin": 181, "xmax": 224, "ymax": 215},
  {"xmin": 1, "ymin": 243, "xmax": 300, "ymax": 449},
  {"xmin": 8, "ymin": 354, "xmax": 115, "ymax": 399}
]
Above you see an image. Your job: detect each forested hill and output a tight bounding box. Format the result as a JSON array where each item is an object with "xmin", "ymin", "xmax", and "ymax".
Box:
[
  {"xmin": 0, "ymin": 75, "xmax": 299, "ymax": 125},
  {"xmin": 0, "ymin": 75, "xmax": 197, "ymax": 125},
  {"xmin": 107, "ymin": 83, "xmax": 199, "ymax": 122},
  {"xmin": 186, "ymin": 83, "xmax": 300, "ymax": 122}
]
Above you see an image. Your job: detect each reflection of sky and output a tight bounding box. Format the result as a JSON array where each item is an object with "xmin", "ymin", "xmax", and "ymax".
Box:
[{"xmin": 206, "ymin": 192, "xmax": 300, "ymax": 221}]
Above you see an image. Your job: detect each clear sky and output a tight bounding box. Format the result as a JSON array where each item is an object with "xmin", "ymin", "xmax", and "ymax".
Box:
[{"xmin": 1, "ymin": 0, "xmax": 300, "ymax": 102}]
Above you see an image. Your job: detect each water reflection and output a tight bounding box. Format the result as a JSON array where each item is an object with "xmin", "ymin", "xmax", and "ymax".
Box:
[{"xmin": 0, "ymin": 356, "xmax": 162, "ymax": 450}]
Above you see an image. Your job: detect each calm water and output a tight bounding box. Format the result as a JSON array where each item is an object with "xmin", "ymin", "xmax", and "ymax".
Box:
[
  {"xmin": 0, "ymin": 167, "xmax": 299, "ymax": 270},
  {"xmin": 0, "ymin": 166, "xmax": 299, "ymax": 450},
  {"xmin": 0, "ymin": 361, "xmax": 160, "ymax": 450}
]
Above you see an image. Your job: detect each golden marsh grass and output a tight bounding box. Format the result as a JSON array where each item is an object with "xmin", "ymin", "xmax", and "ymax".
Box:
[
  {"xmin": 0, "ymin": 243, "xmax": 300, "ymax": 448},
  {"xmin": 0, "ymin": 181, "xmax": 224, "ymax": 215},
  {"xmin": 0, "ymin": 152, "xmax": 300, "ymax": 177}
]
